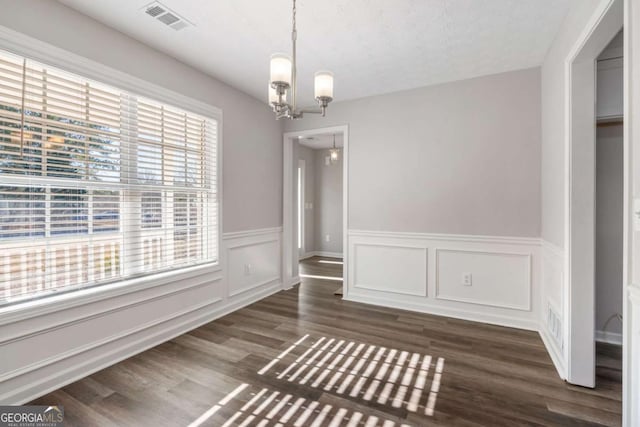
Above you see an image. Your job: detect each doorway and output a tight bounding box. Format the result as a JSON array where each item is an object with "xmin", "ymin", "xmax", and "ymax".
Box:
[
  {"xmin": 565, "ymin": 0, "xmax": 623, "ymax": 388},
  {"xmin": 594, "ymin": 30, "xmax": 624, "ymax": 392},
  {"xmin": 282, "ymin": 125, "xmax": 348, "ymax": 294}
]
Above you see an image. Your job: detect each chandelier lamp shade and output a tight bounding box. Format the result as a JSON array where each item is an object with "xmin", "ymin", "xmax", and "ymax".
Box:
[{"xmin": 268, "ymin": 0, "xmax": 334, "ymax": 119}]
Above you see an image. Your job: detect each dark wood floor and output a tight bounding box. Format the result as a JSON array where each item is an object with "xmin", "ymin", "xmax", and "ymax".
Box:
[{"xmin": 31, "ymin": 256, "xmax": 621, "ymax": 426}]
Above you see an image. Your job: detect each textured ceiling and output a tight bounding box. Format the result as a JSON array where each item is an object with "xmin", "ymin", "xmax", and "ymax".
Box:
[{"xmin": 57, "ymin": 0, "xmax": 571, "ymax": 106}]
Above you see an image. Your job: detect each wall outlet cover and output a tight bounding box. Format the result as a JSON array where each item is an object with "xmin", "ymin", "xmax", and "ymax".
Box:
[{"xmin": 462, "ymin": 273, "xmax": 472, "ymax": 286}]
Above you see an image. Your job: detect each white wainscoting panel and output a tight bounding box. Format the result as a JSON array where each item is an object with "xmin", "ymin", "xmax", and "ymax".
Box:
[
  {"xmin": 353, "ymin": 244, "xmax": 427, "ymax": 296},
  {"xmin": 0, "ymin": 227, "xmax": 283, "ymax": 405},
  {"xmin": 347, "ymin": 230, "xmax": 540, "ymax": 330},
  {"xmin": 435, "ymin": 249, "xmax": 531, "ymax": 310},
  {"xmin": 225, "ymin": 230, "xmax": 281, "ymax": 298},
  {"xmin": 628, "ymin": 284, "xmax": 640, "ymax": 426},
  {"xmin": 539, "ymin": 240, "xmax": 566, "ymax": 380}
]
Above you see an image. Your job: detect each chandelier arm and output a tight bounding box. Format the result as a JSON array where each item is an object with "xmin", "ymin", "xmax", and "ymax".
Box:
[{"xmin": 297, "ymin": 106, "xmax": 326, "ymax": 116}]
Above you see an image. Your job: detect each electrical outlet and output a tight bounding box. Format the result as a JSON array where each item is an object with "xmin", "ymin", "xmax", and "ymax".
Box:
[
  {"xmin": 461, "ymin": 273, "xmax": 472, "ymax": 286},
  {"xmin": 244, "ymin": 264, "xmax": 252, "ymax": 276},
  {"xmin": 325, "ymin": 234, "xmax": 330, "ymax": 242}
]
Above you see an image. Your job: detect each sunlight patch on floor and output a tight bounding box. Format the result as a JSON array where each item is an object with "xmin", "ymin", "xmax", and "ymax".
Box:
[{"xmin": 259, "ymin": 335, "xmax": 445, "ymax": 417}]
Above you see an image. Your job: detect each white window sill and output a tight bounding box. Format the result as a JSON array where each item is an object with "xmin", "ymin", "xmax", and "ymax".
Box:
[{"xmin": 0, "ymin": 262, "xmax": 222, "ymax": 326}]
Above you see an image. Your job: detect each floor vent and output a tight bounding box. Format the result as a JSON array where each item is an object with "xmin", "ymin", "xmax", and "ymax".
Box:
[
  {"xmin": 547, "ymin": 303, "xmax": 563, "ymax": 348},
  {"xmin": 143, "ymin": 1, "xmax": 193, "ymax": 31}
]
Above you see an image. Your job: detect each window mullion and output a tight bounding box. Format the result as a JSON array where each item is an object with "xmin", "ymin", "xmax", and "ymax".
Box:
[{"xmin": 120, "ymin": 93, "xmax": 141, "ymax": 276}]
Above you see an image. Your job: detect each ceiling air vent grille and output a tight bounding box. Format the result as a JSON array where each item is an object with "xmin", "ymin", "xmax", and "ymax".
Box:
[
  {"xmin": 142, "ymin": 2, "xmax": 193, "ymax": 31},
  {"xmin": 157, "ymin": 12, "xmax": 180, "ymax": 25},
  {"xmin": 145, "ymin": 5, "xmax": 165, "ymax": 17}
]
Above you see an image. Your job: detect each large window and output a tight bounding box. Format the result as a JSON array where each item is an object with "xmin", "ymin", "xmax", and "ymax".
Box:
[{"xmin": 0, "ymin": 49, "xmax": 218, "ymax": 306}]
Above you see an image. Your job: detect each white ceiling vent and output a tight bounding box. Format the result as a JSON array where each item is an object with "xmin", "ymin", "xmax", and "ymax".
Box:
[{"xmin": 143, "ymin": 1, "xmax": 193, "ymax": 31}]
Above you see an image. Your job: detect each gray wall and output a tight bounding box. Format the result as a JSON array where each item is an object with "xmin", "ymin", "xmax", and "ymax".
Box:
[
  {"xmin": 297, "ymin": 144, "xmax": 317, "ymax": 253},
  {"xmin": 596, "ymin": 123, "xmax": 624, "ymax": 335},
  {"xmin": 296, "ymin": 146, "xmax": 344, "ymax": 255},
  {"xmin": 0, "ymin": 0, "xmax": 283, "ymax": 233},
  {"xmin": 314, "ymin": 149, "xmax": 343, "ymax": 254},
  {"xmin": 285, "ymin": 67, "xmax": 541, "ymax": 237}
]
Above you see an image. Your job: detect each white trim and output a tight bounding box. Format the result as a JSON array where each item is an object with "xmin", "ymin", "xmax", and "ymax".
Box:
[
  {"xmin": 539, "ymin": 327, "xmax": 567, "ymax": 380},
  {"xmin": 353, "ymin": 244, "xmax": 428, "ymax": 297},
  {"xmin": 283, "ymin": 125, "xmax": 349, "ymax": 295},
  {"xmin": 0, "ymin": 262, "xmax": 221, "ymax": 327},
  {"xmin": 540, "ymin": 238, "xmax": 566, "ymax": 380},
  {"xmin": 563, "ymin": 0, "xmax": 622, "ymax": 388},
  {"xmin": 300, "ymin": 251, "xmax": 343, "ymax": 260},
  {"xmin": 298, "ymin": 159, "xmax": 306, "ymax": 256},
  {"xmin": 541, "ymin": 239, "xmax": 564, "ymax": 259},
  {"xmin": 344, "ymin": 293, "xmax": 539, "ymax": 332},
  {"xmin": 434, "ymin": 249, "xmax": 532, "ymax": 311},
  {"xmin": 595, "ymin": 330, "xmax": 623, "ymax": 345},
  {"xmin": 349, "ymin": 229, "xmax": 540, "ymax": 246},
  {"xmin": 630, "ymin": 284, "xmax": 640, "ymax": 304},
  {"xmin": 222, "ymin": 227, "xmax": 283, "ymax": 240},
  {"xmin": 623, "ymin": 0, "xmax": 639, "ymax": 422},
  {"xmin": 0, "ymin": 273, "xmax": 222, "ymax": 345}
]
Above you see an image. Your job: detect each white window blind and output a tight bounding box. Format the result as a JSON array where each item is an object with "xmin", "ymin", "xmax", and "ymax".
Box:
[{"xmin": 0, "ymin": 49, "xmax": 218, "ymax": 306}]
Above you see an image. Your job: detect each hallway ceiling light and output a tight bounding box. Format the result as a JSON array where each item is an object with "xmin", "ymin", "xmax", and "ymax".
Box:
[
  {"xmin": 268, "ymin": 0, "xmax": 334, "ymax": 120},
  {"xmin": 329, "ymin": 134, "xmax": 339, "ymax": 164}
]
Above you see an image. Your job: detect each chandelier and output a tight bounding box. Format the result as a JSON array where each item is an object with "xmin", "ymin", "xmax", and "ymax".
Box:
[{"xmin": 268, "ymin": 0, "xmax": 334, "ymax": 120}]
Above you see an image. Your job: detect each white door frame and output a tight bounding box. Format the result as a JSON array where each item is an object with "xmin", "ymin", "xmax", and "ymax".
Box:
[
  {"xmin": 564, "ymin": 0, "xmax": 622, "ymax": 387},
  {"xmin": 282, "ymin": 125, "xmax": 349, "ymax": 291},
  {"xmin": 623, "ymin": 0, "xmax": 640, "ymax": 424},
  {"xmin": 297, "ymin": 158, "xmax": 306, "ymax": 257}
]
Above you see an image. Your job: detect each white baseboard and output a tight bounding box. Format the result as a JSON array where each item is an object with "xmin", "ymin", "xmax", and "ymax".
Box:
[
  {"xmin": 284, "ymin": 275, "xmax": 301, "ymax": 289},
  {"xmin": 595, "ymin": 330, "xmax": 623, "ymax": 345},
  {"xmin": 300, "ymin": 251, "xmax": 343, "ymax": 260},
  {"xmin": 539, "ymin": 326, "xmax": 567, "ymax": 380},
  {"xmin": 344, "ymin": 293, "xmax": 538, "ymax": 331}
]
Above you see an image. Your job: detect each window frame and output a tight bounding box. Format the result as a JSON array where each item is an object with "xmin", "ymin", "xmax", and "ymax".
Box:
[{"xmin": 0, "ymin": 27, "xmax": 223, "ymax": 320}]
